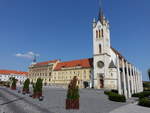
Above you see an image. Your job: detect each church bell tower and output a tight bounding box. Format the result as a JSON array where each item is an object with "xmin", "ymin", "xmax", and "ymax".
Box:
[{"xmin": 92, "ymin": 7, "xmax": 111, "ymax": 89}]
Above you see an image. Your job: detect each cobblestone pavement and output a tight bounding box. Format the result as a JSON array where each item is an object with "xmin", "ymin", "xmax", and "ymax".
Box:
[
  {"xmin": 110, "ymin": 102, "xmax": 150, "ymax": 113},
  {"xmin": 0, "ymin": 87, "xmax": 54, "ymax": 113},
  {"xmin": 0, "ymin": 86, "xmax": 127, "ymax": 113}
]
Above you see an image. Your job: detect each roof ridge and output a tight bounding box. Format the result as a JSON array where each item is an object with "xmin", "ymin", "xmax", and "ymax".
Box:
[
  {"xmin": 54, "ymin": 58, "xmax": 93, "ymax": 71},
  {"xmin": 58, "ymin": 58, "xmax": 93, "ymax": 64},
  {"xmin": 0, "ymin": 70, "xmax": 28, "ymax": 75},
  {"xmin": 36, "ymin": 59, "xmax": 59, "ymax": 63}
]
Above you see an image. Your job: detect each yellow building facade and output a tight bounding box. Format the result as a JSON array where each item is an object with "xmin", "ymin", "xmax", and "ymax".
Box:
[
  {"xmin": 28, "ymin": 58, "xmax": 93, "ymax": 88},
  {"xmin": 28, "ymin": 60, "xmax": 59, "ymax": 85}
]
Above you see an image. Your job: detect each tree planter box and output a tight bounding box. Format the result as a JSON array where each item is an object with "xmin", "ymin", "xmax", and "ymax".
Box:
[
  {"xmin": 66, "ymin": 99, "xmax": 79, "ymax": 109},
  {"xmin": 22, "ymin": 89, "xmax": 29, "ymax": 94},
  {"xmin": 32, "ymin": 94, "xmax": 36, "ymax": 99},
  {"xmin": 32, "ymin": 92, "xmax": 42, "ymax": 99},
  {"xmin": 36, "ymin": 92, "xmax": 42, "ymax": 98},
  {"xmin": 11, "ymin": 86, "xmax": 16, "ymax": 90}
]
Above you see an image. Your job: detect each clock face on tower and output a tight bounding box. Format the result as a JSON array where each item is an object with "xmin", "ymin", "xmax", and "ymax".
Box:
[{"xmin": 97, "ymin": 61, "xmax": 104, "ymax": 68}]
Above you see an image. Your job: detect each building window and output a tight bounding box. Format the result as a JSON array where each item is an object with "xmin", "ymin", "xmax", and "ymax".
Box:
[
  {"xmin": 96, "ymin": 30, "xmax": 98, "ymax": 38},
  {"xmin": 111, "ymin": 73, "xmax": 113, "ymax": 77},
  {"xmin": 101, "ymin": 29, "xmax": 104, "ymax": 37},
  {"xmin": 99, "ymin": 30, "xmax": 101, "ymax": 38},
  {"xmin": 99, "ymin": 44, "xmax": 102, "ymax": 53}
]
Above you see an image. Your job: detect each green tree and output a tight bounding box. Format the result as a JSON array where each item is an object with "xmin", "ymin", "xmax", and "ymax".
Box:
[
  {"xmin": 11, "ymin": 77, "xmax": 17, "ymax": 90},
  {"xmin": 33, "ymin": 83, "xmax": 37, "ymax": 94},
  {"xmin": 67, "ymin": 76, "xmax": 79, "ymax": 99},
  {"xmin": 23, "ymin": 78, "xmax": 30, "ymax": 93},
  {"xmin": 32, "ymin": 78, "xmax": 43, "ymax": 98},
  {"xmin": 36, "ymin": 78, "xmax": 43, "ymax": 93}
]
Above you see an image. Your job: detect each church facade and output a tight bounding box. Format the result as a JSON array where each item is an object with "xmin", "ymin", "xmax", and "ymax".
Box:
[
  {"xmin": 28, "ymin": 8, "xmax": 143, "ymax": 98},
  {"xmin": 92, "ymin": 9, "xmax": 143, "ymax": 98}
]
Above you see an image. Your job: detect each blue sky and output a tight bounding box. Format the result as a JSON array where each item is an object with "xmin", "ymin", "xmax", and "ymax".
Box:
[{"xmin": 0, "ymin": 0, "xmax": 149, "ymax": 81}]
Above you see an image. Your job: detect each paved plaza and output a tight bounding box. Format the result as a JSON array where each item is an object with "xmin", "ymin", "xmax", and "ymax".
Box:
[
  {"xmin": 110, "ymin": 102, "xmax": 150, "ymax": 113},
  {"xmin": 0, "ymin": 86, "xmax": 149, "ymax": 113}
]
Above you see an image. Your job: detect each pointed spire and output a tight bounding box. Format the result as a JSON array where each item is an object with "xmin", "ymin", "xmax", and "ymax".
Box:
[{"xmin": 98, "ymin": 0, "xmax": 105, "ymax": 24}]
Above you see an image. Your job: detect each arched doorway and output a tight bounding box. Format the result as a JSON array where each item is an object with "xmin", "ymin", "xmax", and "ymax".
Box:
[{"xmin": 99, "ymin": 75, "xmax": 104, "ymax": 88}]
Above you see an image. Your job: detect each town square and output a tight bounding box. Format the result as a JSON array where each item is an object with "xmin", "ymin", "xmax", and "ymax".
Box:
[{"xmin": 0, "ymin": 0, "xmax": 150, "ymax": 113}]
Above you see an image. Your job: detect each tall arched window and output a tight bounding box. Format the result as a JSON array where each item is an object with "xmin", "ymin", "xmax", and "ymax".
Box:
[
  {"xmin": 96, "ymin": 30, "xmax": 98, "ymax": 38},
  {"xmin": 101, "ymin": 29, "xmax": 104, "ymax": 37},
  {"xmin": 99, "ymin": 30, "xmax": 101, "ymax": 38},
  {"xmin": 99, "ymin": 44, "xmax": 102, "ymax": 53}
]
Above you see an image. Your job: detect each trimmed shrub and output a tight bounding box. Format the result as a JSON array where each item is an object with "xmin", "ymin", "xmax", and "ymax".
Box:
[
  {"xmin": 132, "ymin": 91, "xmax": 150, "ymax": 98},
  {"xmin": 139, "ymin": 98, "xmax": 150, "ymax": 107},
  {"xmin": 132, "ymin": 93, "xmax": 140, "ymax": 97},
  {"xmin": 23, "ymin": 78, "xmax": 30, "ymax": 93},
  {"xmin": 32, "ymin": 78, "xmax": 43, "ymax": 98},
  {"xmin": 111, "ymin": 89, "xmax": 118, "ymax": 94},
  {"xmin": 66, "ymin": 76, "xmax": 80, "ymax": 109},
  {"xmin": 36, "ymin": 78, "xmax": 43, "ymax": 94},
  {"xmin": 139, "ymin": 91, "xmax": 150, "ymax": 98},
  {"xmin": 67, "ymin": 76, "xmax": 79, "ymax": 100},
  {"xmin": 32, "ymin": 83, "xmax": 37, "ymax": 98},
  {"xmin": 104, "ymin": 90, "xmax": 111, "ymax": 95},
  {"xmin": 108, "ymin": 92, "xmax": 126, "ymax": 102},
  {"xmin": 11, "ymin": 77, "xmax": 17, "ymax": 90}
]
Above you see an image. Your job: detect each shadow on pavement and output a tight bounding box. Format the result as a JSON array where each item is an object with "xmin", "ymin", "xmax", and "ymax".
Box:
[{"xmin": 0, "ymin": 97, "xmax": 26, "ymax": 106}]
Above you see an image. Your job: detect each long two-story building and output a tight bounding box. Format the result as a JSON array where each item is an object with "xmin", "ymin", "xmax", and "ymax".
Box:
[{"xmin": 0, "ymin": 70, "xmax": 28, "ymax": 85}]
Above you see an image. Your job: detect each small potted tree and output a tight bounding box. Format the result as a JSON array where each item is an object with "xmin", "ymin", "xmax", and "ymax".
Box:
[
  {"xmin": 22, "ymin": 78, "xmax": 30, "ymax": 94},
  {"xmin": 32, "ymin": 78, "xmax": 43, "ymax": 99},
  {"xmin": 11, "ymin": 77, "xmax": 17, "ymax": 90},
  {"xmin": 66, "ymin": 76, "xmax": 80, "ymax": 109},
  {"xmin": 32, "ymin": 83, "xmax": 37, "ymax": 98},
  {"xmin": 36, "ymin": 78, "xmax": 43, "ymax": 98}
]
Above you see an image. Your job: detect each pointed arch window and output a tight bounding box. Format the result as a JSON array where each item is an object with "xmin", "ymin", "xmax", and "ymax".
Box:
[
  {"xmin": 99, "ymin": 30, "xmax": 101, "ymax": 38},
  {"xmin": 99, "ymin": 44, "xmax": 102, "ymax": 54},
  {"xmin": 101, "ymin": 29, "xmax": 104, "ymax": 37},
  {"xmin": 96, "ymin": 30, "xmax": 98, "ymax": 38}
]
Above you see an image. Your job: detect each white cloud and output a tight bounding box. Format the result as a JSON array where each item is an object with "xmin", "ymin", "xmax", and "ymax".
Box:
[{"xmin": 15, "ymin": 51, "xmax": 39, "ymax": 59}]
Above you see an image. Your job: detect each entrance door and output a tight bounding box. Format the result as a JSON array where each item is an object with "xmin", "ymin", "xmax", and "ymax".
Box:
[
  {"xmin": 99, "ymin": 74, "xmax": 104, "ymax": 88},
  {"xmin": 100, "ymin": 79, "xmax": 104, "ymax": 88}
]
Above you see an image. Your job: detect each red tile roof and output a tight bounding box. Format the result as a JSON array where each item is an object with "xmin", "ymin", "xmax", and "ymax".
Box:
[
  {"xmin": 0, "ymin": 70, "xmax": 28, "ymax": 76},
  {"xmin": 34, "ymin": 60, "xmax": 59, "ymax": 66},
  {"xmin": 54, "ymin": 58, "xmax": 93, "ymax": 71}
]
